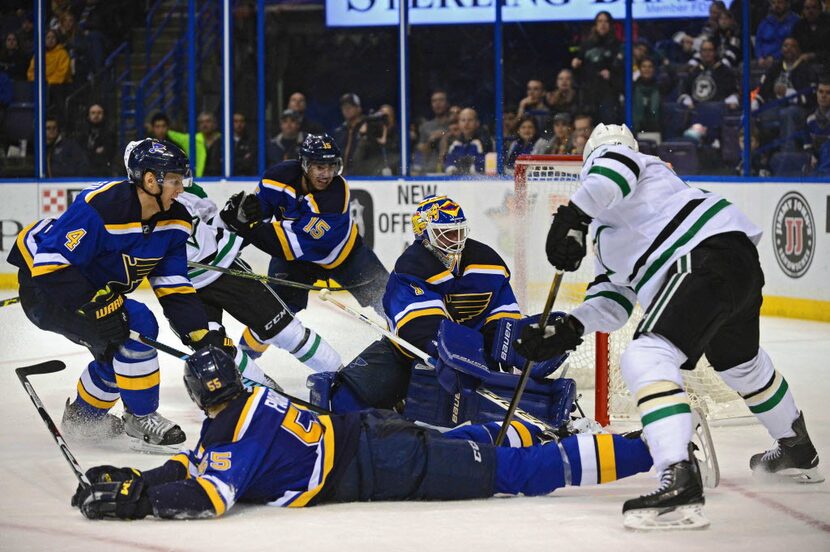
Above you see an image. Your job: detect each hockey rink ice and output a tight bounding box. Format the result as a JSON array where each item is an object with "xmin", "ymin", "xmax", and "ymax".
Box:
[{"xmin": 1, "ymin": 290, "xmax": 828, "ymax": 552}]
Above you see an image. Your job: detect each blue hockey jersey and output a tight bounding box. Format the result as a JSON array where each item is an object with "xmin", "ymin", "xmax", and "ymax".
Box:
[
  {"xmin": 144, "ymin": 387, "xmax": 358, "ymax": 517},
  {"xmin": 249, "ymin": 160, "xmax": 359, "ymax": 269},
  {"xmin": 8, "ymin": 179, "xmax": 208, "ymax": 335},
  {"xmin": 384, "ymin": 239, "xmax": 522, "ymax": 357}
]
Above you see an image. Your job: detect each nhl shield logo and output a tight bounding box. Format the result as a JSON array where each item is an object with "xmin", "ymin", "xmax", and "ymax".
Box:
[{"xmin": 773, "ymin": 191, "xmax": 814, "ymax": 279}]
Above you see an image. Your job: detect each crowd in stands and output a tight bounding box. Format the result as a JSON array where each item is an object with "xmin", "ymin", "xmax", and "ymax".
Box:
[{"xmin": 2, "ymin": 1, "xmax": 829, "ymax": 178}]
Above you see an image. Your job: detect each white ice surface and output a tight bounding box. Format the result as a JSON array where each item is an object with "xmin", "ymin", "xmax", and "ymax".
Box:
[{"xmin": 1, "ymin": 290, "xmax": 828, "ymax": 552}]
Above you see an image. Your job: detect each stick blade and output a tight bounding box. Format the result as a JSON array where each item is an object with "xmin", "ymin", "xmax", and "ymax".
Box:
[{"xmin": 16, "ymin": 360, "xmax": 67, "ymax": 380}]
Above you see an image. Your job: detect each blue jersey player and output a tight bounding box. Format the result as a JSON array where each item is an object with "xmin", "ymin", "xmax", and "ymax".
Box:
[
  {"xmin": 219, "ymin": 133, "xmax": 388, "ymax": 362},
  {"xmin": 8, "ymin": 141, "xmax": 239, "ymax": 452},
  {"xmin": 71, "ymin": 346, "xmax": 654, "ymax": 520},
  {"xmin": 307, "ymin": 195, "xmax": 575, "ymax": 430}
]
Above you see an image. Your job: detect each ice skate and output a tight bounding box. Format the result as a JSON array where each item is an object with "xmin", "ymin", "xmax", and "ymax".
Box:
[
  {"xmin": 750, "ymin": 412, "xmax": 824, "ymax": 484},
  {"xmin": 622, "ymin": 443, "xmax": 709, "ymax": 530},
  {"xmin": 61, "ymin": 399, "xmax": 124, "ymax": 439},
  {"xmin": 123, "ymin": 410, "xmax": 186, "ymax": 454}
]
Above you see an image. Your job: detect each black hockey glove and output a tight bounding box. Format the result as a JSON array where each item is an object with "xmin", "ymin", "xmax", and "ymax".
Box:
[
  {"xmin": 77, "ymin": 286, "xmax": 130, "ymax": 358},
  {"xmin": 220, "ymin": 192, "xmax": 262, "ymax": 236},
  {"xmin": 545, "ymin": 202, "xmax": 592, "ymax": 272},
  {"xmin": 514, "ymin": 315, "xmax": 585, "ymax": 362},
  {"xmin": 71, "ymin": 466, "xmax": 143, "ymax": 508},
  {"xmin": 186, "ymin": 328, "xmax": 237, "ymax": 359},
  {"xmin": 77, "ymin": 479, "xmax": 153, "ymax": 520}
]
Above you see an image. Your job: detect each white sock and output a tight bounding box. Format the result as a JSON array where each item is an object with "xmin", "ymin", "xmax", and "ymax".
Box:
[{"xmin": 268, "ymin": 318, "xmax": 342, "ymax": 373}]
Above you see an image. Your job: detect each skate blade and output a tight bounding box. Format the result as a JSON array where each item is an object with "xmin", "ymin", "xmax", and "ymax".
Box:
[
  {"xmin": 692, "ymin": 408, "xmax": 720, "ymax": 489},
  {"xmin": 753, "ymin": 466, "xmax": 825, "ymax": 484},
  {"xmin": 127, "ymin": 437, "xmax": 185, "ymax": 455},
  {"xmin": 623, "ymin": 504, "xmax": 710, "ymax": 531}
]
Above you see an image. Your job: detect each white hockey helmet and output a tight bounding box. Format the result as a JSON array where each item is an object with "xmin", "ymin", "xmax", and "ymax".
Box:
[{"xmin": 583, "ymin": 123, "xmax": 638, "ymax": 162}]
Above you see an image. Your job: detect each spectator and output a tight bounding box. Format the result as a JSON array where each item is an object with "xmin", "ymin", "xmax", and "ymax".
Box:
[
  {"xmin": 267, "ymin": 109, "xmax": 304, "ymax": 166},
  {"xmin": 46, "ymin": 116, "xmax": 88, "ymax": 177},
  {"xmin": 58, "ymin": 12, "xmax": 87, "ymax": 82},
  {"xmin": 545, "ymin": 69, "xmax": 578, "ymax": 119},
  {"xmin": 148, "ymin": 112, "xmax": 214, "ymax": 177},
  {"xmin": 437, "ymin": 112, "xmax": 461, "ymax": 173},
  {"xmin": 17, "ymin": 13, "xmax": 34, "ymax": 55},
  {"xmin": 690, "ymin": 9, "xmax": 741, "ymax": 70},
  {"xmin": 505, "ymin": 114, "xmax": 539, "ymax": 170},
  {"xmin": 26, "ymin": 29, "xmax": 71, "ymax": 84},
  {"xmin": 77, "ymin": 103, "xmax": 115, "ymax": 176},
  {"xmin": 517, "ymin": 79, "xmax": 550, "ymax": 134},
  {"xmin": 198, "ymin": 111, "xmax": 222, "ymax": 176},
  {"xmin": 0, "ymin": 32, "xmax": 28, "ymax": 80},
  {"xmin": 354, "ymin": 103, "xmax": 400, "ymax": 176},
  {"xmin": 632, "ymin": 58, "xmax": 661, "ymax": 134},
  {"xmin": 755, "ymin": 37, "xmax": 817, "ymax": 151},
  {"xmin": 416, "ymin": 89, "xmax": 451, "ymax": 175},
  {"xmin": 48, "ymin": 0, "xmax": 73, "ymax": 32},
  {"xmin": 755, "ymin": 0, "xmax": 800, "ymax": 69},
  {"xmin": 699, "ymin": 1, "xmax": 728, "ymax": 40},
  {"xmin": 664, "ymin": 31, "xmax": 697, "ymax": 65},
  {"xmin": 738, "ymin": 125, "xmax": 771, "ymax": 176},
  {"xmin": 805, "ymin": 77, "xmax": 830, "ymax": 171},
  {"xmin": 793, "ymin": 0, "xmax": 830, "ymax": 71},
  {"xmin": 573, "ymin": 113, "xmax": 594, "ymax": 146},
  {"xmin": 286, "ymin": 91, "xmax": 325, "ymax": 135},
  {"xmin": 572, "ymin": 131, "xmax": 588, "ymax": 157},
  {"xmin": 532, "ymin": 112, "xmax": 573, "ymax": 155},
  {"xmin": 332, "ymin": 92, "xmax": 364, "ymax": 175},
  {"xmin": 232, "ymin": 112, "xmax": 256, "ymax": 176},
  {"xmin": 501, "ymin": 109, "xmax": 519, "ymax": 158},
  {"xmin": 572, "ymin": 10, "xmax": 623, "ymax": 124},
  {"xmin": 678, "ymin": 39, "xmax": 739, "ymax": 111},
  {"xmin": 444, "ymin": 107, "xmax": 493, "ymax": 175}
]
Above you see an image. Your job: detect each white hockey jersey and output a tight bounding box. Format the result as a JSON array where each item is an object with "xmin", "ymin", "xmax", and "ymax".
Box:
[
  {"xmin": 569, "ymin": 144, "xmax": 762, "ymax": 335},
  {"xmin": 176, "ymin": 185, "xmax": 243, "ymax": 289}
]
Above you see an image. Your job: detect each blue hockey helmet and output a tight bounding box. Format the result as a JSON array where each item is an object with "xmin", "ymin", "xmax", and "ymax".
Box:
[
  {"xmin": 125, "ymin": 138, "xmax": 192, "ymax": 188},
  {"xmin": 299, "ymin": 134, "xmax": 343, "ymax": 175},
  {"xmin": 411, "ymin": 195, "xmax": 469, "ymax": 267},
  {"xmin": 183, "ymin": 346, "xmax": 244, "ymax": 412}
]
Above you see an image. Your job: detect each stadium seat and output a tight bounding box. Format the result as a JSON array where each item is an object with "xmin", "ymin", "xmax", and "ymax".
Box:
[
  {"xmin": 692, "ymin": 102, "xmax": 724, "ymax": 137},
  {"xmin": 12, "ymin": 80, "xmax": 33, "ymax": 103},
  {"xmin": 4, "ymin": 102, "xmax": 35, "ymax": 146},
  {"xmin": 637, "ymin": 139, "xmax": 657, "ymax": 155},
  {"xmin": 770, "ymin": 151, "xmax": 811, "ymax": 177},
  {"xmin": 657, "ymin": 141, "xmax": 699, "ymax": 175},
  {"xmin": 660, "ymin": 102, "xmax": 689, "ymax": 140},
  {"xmin": 721, "ymin": 116, "xmax": 741, "ymax": 165}
]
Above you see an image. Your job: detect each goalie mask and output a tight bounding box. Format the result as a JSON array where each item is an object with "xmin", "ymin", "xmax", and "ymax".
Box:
[
  {"xmin": 183, "ymin": 346, "xmax": 244, "ymax": 413},
  {"xmin": 412, "ymin": 195, "xmax": 469, "ymax": 269}
]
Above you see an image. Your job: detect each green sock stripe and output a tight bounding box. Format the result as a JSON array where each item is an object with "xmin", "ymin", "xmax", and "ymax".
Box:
[
  {"xmin": 748, "ymin": 378, "xmax": 789, "ymax": 414},
  {"xmin": 641, "ymin": 403, "xmax": 691, "ymax": 426},
  {"xmin": 297, "ymin": 334, "xmax": 321, "ymax": 363},
  {"xmin": 236, "ymin": 351, "xmax": 249, "ymax": 374}
]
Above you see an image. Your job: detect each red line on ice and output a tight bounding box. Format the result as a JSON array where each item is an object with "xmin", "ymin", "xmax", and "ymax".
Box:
[{"xmin": 721, "ymin": 481, "xmax": 830, "ymax": 533}]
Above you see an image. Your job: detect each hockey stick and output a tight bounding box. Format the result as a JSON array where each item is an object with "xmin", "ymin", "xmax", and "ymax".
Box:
[
  {"xmin": 128, "ymin": 331, "xmax": 330, "ymax": 414},
  {"xmin": 187, "ymin": 261, "xmax": 375, "ymax": 292},
  {"xmin": 16, "ymin": 361, "xmax": 91, "ymax": 488},
  {"xmin": 495, "ymin": 270, "xmax": 564, "ymax": 446},
  {"xmin": 1, "ymin": 296, "xmax": 20, "ymax": 307},
  {"xmin": 318, "ymin": 289, "xmax": 561, "ymax": 437}
]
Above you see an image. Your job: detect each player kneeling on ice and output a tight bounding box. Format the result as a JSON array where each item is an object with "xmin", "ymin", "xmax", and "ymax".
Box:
[
  {"xmin": 515, "ymin": 123, "xmax": 823, "ymax": 530},
  {"xmin": 7, "ymin": 140, "xmax": 240, "ymax": 453},
  {"xmin": 71, "ymin": 347, "xmax": 653, "ymax": 519},
  {"xmin": 307, "ymin": 194, "xmax": 578, "ymax": 432}
]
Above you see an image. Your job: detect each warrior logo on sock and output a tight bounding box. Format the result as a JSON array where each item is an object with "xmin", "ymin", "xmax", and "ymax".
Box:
[{"xmin": 773, "ymin": 191, "xmax": 814, "ymax": 279}]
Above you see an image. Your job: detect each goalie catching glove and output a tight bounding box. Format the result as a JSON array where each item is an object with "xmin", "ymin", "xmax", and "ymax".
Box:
[
  {"xmin": 77, "ymin": 285, "xmax": 130, "ymax": 357},
  {"xmin": 545, "ymin": 202, "xmax": 592, "ymax": 271},
  {"xmin": 514, "ymin": 315, "xmax": 585, "ymax": 362},
  {"xmin": 491, "ymin": 314, "xmax": 569, "ymax": 380},
  {"xmin": 220, "ymin": 191, "xmax": 262, "ymax": 235}
]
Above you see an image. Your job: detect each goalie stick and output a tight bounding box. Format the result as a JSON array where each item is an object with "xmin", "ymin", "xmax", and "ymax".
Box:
[
  {"xmin": 317, "ymin": 289, "xmax": 563, "ymax": 438},
  {"xmin": 128, "ymin": 331, "xmax": 330, "ymax": 414},
  {"xmin": 187, "ymin": 261, "xmax": 376, "ymax": 292},
  {"xmin": 495, "ymin": 271, "xmax": 564, "ymax": 446},
  {"xmin": 16, "ymin": 361, "xmax": 91, "ymax": 488}
]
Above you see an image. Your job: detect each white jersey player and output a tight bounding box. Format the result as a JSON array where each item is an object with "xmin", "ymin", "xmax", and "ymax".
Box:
[
  {"xmin": 124, "ymin": 140, "xmax": 342, "ymax": 382},
  {"xmin": 515, "ymin": 124, "xmax": 823, "ymax": 530}
]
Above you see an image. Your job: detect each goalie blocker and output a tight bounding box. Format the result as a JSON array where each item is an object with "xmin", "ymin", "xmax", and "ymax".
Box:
[{"xmin": 308, "ymin": 319, "xmax": 576, "ymax": 430}]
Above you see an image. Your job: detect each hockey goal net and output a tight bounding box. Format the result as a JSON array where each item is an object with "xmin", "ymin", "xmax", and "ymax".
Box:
[{"xmin": 512, "ymin": 154, "xmax": 750, "ymax": 426}]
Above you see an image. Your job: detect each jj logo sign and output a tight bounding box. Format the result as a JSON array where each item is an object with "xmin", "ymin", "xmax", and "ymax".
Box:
[{"xmin": 773, "ymin": 191, "xmax": 815, "ymax": 279}]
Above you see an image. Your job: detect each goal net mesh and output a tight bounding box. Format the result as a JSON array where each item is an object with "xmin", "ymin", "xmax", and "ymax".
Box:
[{"xmin": 512, "ymin": 155, "xmax": 750, "ymax": 425}]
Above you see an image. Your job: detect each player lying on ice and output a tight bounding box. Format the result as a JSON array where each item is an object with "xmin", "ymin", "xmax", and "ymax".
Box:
[
  {"xmin": 71, "ymin": 346, "xmax": 654, "ymax": 520},
  {"xmin": 123, "ymin": 139, "xmax": 343, "ymax": 389},
  {"xmin": 514, "ymin": 123, "xmax": 823, "ymax": 529},
  {"xmin": 305, "ymin": 194, "xmax": 579, "ymax": 433}
]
